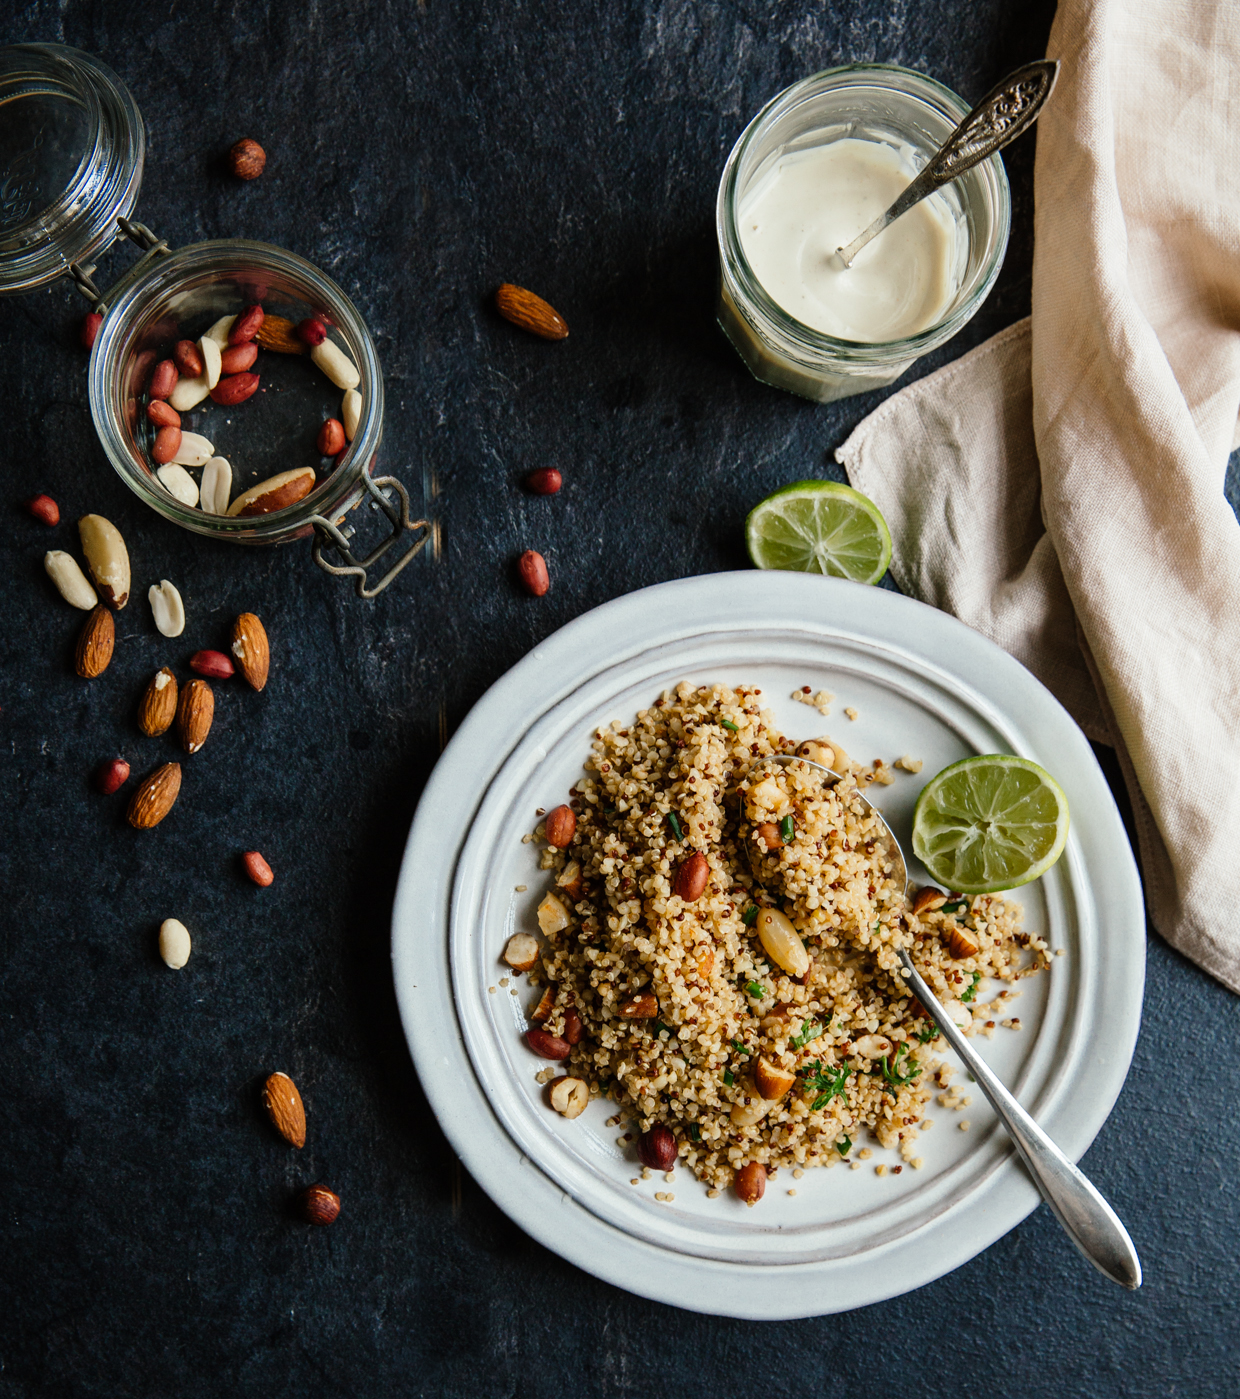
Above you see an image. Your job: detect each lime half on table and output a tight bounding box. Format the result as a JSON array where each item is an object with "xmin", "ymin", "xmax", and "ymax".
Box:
[
  {"xmin": 745, "ymin": 480, "xmax": 892, "ymax": 585},
  {"xmin": 912, "ymin": 755, "xmax": 1070, "ymax": 894}
]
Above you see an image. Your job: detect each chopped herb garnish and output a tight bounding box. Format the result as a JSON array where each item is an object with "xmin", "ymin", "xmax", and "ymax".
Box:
[
  {"xmin": 801, "ymin": 1060, "xmax": 850, "ymax": 1111},
  {"xmin": 720, "ymin": 719, "xmax": 739, "ymax": 733},
  {"xmin": 688, "ymin": 1123, "xmax": 700, "ymax": 1141},
  {"xmin": 722, "ymin": 1069, "xmax": 735, "ymax": 1087},
  {"xmin": 666, "ymin": 811, "xmax": 684, "ymax": 841},
  {"xmin": 916, "ymin": 1025, "xmax": 940, "ymax": 1043},
  {"xmin": 780, "ymin": 814, "xmax": 794, "ymax": 842},
  {"xmin": 941, "ymin": 899, "xmax": 968, "ymax": 914},
  {"xmin": 836, "ymin": 1134, "xmax": 852, "ymax": 1157},
  {"xmin": 741, "ymin": 905, "xmax": 759, "ymax": 926},
  {"xmin": 961, "ymin": 971, "xmax": 982, "ymax": 1003},
  {"xmin": 870, "ymin": 1043, "xmax": 922, "ymax": 1095},
  {"xmin": 790, "ymin": 1019, "xmax": 825, "ymax": 1050},
  {"xmin": 731, "ymin": 1039, "xmax": 750, "ymax": 1058},
  {"xmin": 744, "ymin": 980, "xmax": 765, "ymax": 999}
]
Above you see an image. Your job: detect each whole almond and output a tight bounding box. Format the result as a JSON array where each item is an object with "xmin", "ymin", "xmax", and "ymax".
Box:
[
  {"xmin": 147, "ymin": 400, "xmax": 181, "ymax": 428},
  {"xmin": 517, "ymin": 549, "xmax": 549, "ymax": 596},
  {"xmin": 298, "ymin": 1183, "xmax": 340, "ymax": 1226},
  {"xmin": 544, "ymin": 804, "xmax": 576, "ymax": 848},
  {"xmin": 127, "ymin": 762, "xmax": 182, "ymax": 829},
  {"xmin": 226, "ymin": 467, "xmax": 315, "ymax": 518},
  {"xmin": 219, "ymin": 342, "xmax": 258, "ymax": 374},
  {"xmin": 25, "ymin": 494, "xmax": 59, "ymax": 526},
  {"xmin": 262, "ymin": 1071, "xmax": 306, "ymax": 1148},
  {"xmin": 75, "ymin": 605, "xmax": 115, "ymax": 679},
  {"xmin": 176, "ymin": 679, "xmax": 214, "ymax": 753},
  {"xmin": 189, "ymin": 649, "xmax": 235, "ymax": 679},
  {"xmin": 210, "ymin": 372, "xmax": 259, "ymax": 405},
  {"xmin": 173, "ymin": 339, "xmax": 205, "ymax": 378},
  {"xmin": 78, "ymin": 514, "xmax": 131, "ymax": 609},
  {"xmin": 673, "ymin": 851, "xmax": 709, "ymax": 902},
  {"xmin": 495, "ymin": 283, "xmax": 569, "ymax": 340},
  {"xmin": 254, "ymin": 315, "xmax": 305, "ymax": 355},
  {"xmin": 228, "ymin": 305, "xmax": 264, "ymax": 345},
  {"xmin": 138, "ymin": 667, "xmax": 179, "ymax": 736},
  {"xmin": 149, "ymin": 359, "xmax": 178, "ymax": 400},
  {"xmin": 231, "ymin": 612, "xmax": 270, "ymax": 690},
  {"xmin": 152, "ymin": 425, "xmax": 182, "ymax": 463},
  {"xmin": 95, "ymin": 758, "xmax": 130, "ymax": 794}
]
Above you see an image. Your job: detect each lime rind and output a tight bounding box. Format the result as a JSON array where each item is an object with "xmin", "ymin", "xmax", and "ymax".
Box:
[
  {"xmin": 911, "ymin": 754, "xmax": 1070, "ymax": 894},
  {"xmin": 745, "ymin": 480, "xmax": 892, "ymax": 585}
]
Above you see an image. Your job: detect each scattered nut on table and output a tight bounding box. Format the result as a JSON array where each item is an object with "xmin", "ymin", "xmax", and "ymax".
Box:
[
  {"xmin": 242, "ymin": 851, "xmax": 274, "ymax": 887},
  {"xmin": 126, "ymin": 762, "xmax": 182, "ymax": 829},
  {"xmin": 190, "ymin": 649, "xmax": 234, "ymax": 680},
  {"xmin": 231, "ymin": 613, "xmax": 269, "ymax": 690},
  {"xmin": 75, "ymin": 605, "xmax": 115, "ymax": 679},
  {"xmin": 229, "ymin": 137, "xmax": 266, "ymax": 180},
  {"xmin": 262, "ymin": 1071, "xmax": 306, "ymax": 1148},
  {"xmin": 138, "ymin": 667, "xmax": 179, "ymax": 736},
  {"xmin": 25, "ymin": 494, "xmax": 59, "ymax": 525},
  {"xmin": 176, "ymin": 679, "xmax": 214, "ymax": 754},
  {"xmin": 148, "ymin": 580, "xmax": 185, "ymax": 638},
  {"xmin": 45, "ymin": 550, "xmax": 98, "ymax": 609},
  {"xmin": 95, "ymin": 758, "xmax": 130, "ymax": 794},
  {"xmin": 297, "ymin": 1183, "xmax": 340, "ymax": 1226},
  {"xmin": 159, "ymin": 918, "xmax": 192, "ymax": 969}
]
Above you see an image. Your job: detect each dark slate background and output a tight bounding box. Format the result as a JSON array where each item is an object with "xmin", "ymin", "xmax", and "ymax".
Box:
[{"xmin": 3, "ymin": 2, "xmax": 1237, "ymax": 1395}]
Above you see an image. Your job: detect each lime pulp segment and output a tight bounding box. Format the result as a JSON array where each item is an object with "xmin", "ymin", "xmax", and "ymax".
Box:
[{"xmin": 745, "ymin": 481, "xmax": 892, "ymax": 585}]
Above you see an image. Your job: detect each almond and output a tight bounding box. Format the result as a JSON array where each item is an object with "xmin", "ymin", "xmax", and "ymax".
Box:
[
  {"xmin": 226, "ymin": 467, "xmax": 316, "ymax": 518},
  {"xmin": 503, "ymin": 933, "xmax": 539, "ymax": 973},
  {"xmin": 946, "ymin": 926, "xmax": 981, "ymax": 960},
  {"xmin": 495, "ymin": 283, "xmax": 569, "ymax": 340},
  {"xmin": 176, "ymin": 679, "xmax": 214, "ymax": 754},
  {"xmin": 617, "ymin": 993, "xmax": 658, "ymax": 1019},
  {"xmin": 127, "ymin": 761, "xmax": 182, "ymax": 829},
  {"xmin": 74, "ymin": 605, "xmax": 114, "ymax": 678},
  {"xmin": 255, "ymin": 314, "xmax": 305, "ymax": 355},
  {"xmin": 673, "ymin": 851, "xmax": 709, "ymax": 902},
  {"xmin": 231, "ymin": 612, "xmax": 270, "ymax": 690},
  {"xmin": 262, "ymin": 1071, "xmax": 306, "ymax": 1148},
  {"xmin": 911, "ymin": 886, "xmax": 948, "ymax": 916},
  {"xmin": 138, "ymin": 667, "xmax": 179, "ymax": 736}
]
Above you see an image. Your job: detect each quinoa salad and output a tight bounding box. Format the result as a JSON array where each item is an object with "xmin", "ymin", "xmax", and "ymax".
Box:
[{"xmin": 503, "ymin": 681, "xmax": 1051, "ymax": 1205}]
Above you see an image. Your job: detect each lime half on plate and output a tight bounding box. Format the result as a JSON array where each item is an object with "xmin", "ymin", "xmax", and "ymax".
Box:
[
  {"xmin": 911, "ymin": 754, "xmax": 1070, "ymax": 894},
  {"xmin": 745, "ymin": 480, "xmax": 892, "ymax": 585}
]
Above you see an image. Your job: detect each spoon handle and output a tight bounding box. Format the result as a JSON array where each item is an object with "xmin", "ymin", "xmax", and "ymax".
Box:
[
  {"xmin": 837, "ymin": 60, "xmax": 1060, "ymax": 267},
  {"xmin": 897, "ymin": 950, "xmax": 1142, "ymax": 1290}
]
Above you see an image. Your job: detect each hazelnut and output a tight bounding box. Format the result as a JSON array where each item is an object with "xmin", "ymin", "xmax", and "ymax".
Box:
[
  {"xmin": 544, "ymin": 804, "xmax": 576, "ymax": 848},
  {"xmin": 229, "ymin": 137, "xmax": 266, "ymax": 180},
  {"xmin": 549, "ymin": 1076, "xmax": 589, "ymax": 1119},
  {"xmin": 503, "ymin": 932, "xmax": 539, "ymax": 973},
  {"xmin": 755, "ymin": 821, "xmax": 783, "ymax": 850},
  {"xmin": 735, "ymin": 1161, "xmax": 767, "ymax": 1206},
  {"xmin": 911, "ymin": 886, "xmax": 949, "ymax": 916},
  {"xmin": 562, "ymin": 1006, "xmax": 584, "ymax": 1044},
  {"xmin": 672, "ymin": 851, "xmax": 709, "ymax": 902},
  {"xmin": 529, "ymin": 987, "xmax": 554, "ymax": 1022},
  {"xmin": 753, "ymin": 1056, "xmax": 796, "ymax": 1101},
  {"xmin": 526, "ymin": 1029, "xmax": 571, "ymax": 1060},
  {"xmin": 297, "ymin": 1183, "xmax": 340, "ymax": 1226},
  {"xmin": 637, "ymin": 1125, "xmax": 677, "ymax": 1171}
]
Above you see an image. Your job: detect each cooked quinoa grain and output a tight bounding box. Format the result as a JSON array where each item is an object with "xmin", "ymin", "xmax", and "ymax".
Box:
[{"xmin": 524, "ymin": 682, "xmax": 1048, "ymax": 1197}]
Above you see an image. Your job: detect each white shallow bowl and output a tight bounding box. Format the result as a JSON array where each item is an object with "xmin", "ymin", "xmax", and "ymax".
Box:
[{"xmin": 392, "ymin": 572, "xmax": 1144, "ymax": 1318}]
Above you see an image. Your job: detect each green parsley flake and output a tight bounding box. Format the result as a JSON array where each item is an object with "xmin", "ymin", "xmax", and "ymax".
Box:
[
  {"xmin": 741, "ymin": 905, "xmax": 759, "ymax": 926},
  {"xmin": 780, "ymin": 814, "xmax": 794, "ymax": 842},
  {"xmin": 801, "ymin": 1060, "xmax": 850, "ymax": 1111},
  {"xmin": 790, "ymin": 1019, "xmax": 825, "ymax": 1050},
  {"xmin": 961, "ymin": 971, "xmax": 982, "ymax": 1003},
  {"xmin": 836, "ymin": 1134, "xmax": 852, "ymax": 1157},
  {"xmin": 745, "ymin": 981, "xmax": 765, "ymax": 999}
]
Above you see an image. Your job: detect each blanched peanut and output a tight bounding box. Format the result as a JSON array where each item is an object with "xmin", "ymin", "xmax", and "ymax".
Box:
[{"xmin": 311, "ymin": 338, "xmax": 360, "ymax": 390}]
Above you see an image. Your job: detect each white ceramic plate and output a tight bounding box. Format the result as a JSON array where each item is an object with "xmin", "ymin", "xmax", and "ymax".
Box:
[{"xmin": 392, "ymin": 573, "xmax": 1144, "ymax": 1318}]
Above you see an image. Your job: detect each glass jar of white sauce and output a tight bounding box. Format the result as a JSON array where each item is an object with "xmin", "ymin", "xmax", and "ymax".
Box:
[{"xmin": 716, "ymin": 65, "xmax": 1011, "ymax": 403}]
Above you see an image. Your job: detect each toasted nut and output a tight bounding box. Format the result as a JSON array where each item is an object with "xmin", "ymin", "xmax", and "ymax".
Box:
[
  {"xmin": 530, "ymin": 987, "xmax": 554, "ymax": 1022},
  {"xmin": 210, "ymin": 371, "xmax": 260, "ymax": 405},
  {"xmin": 544, "ymin": 804, "xmax": 576, "ymax": 848},
  {"xmin": 173, "ymin": 339, "xmax": 205, "ymax": 378},
  {"xmin": 695, "ymin": 944, "xmax": 715, "ymax": 980},
  {"xmin": 81, "ymin": 312, "xmax": 102, "ymax": 349},
  {"xmin": 226, "ymin": 467, "xmax": 316, "ymax": 517},
  {"xmin": 946, "ymin": 926, "xmax": 980, "ymax": 959},
  {"xmin": 149, "ymin": 359, "xmax": 178, "ymax": 399},
  {"xmin": 146, "ymin": 400, "xmax": 181, "ymax": 428},
  {"xmin": 203, "ymin": 314, "xmax": 237, "ymax": 348},
  {"xmin": 911, "ymin": 886, "xmax": 949, "ymax": 916},
  {"xmin": 797, "ymin": 739, "xmax": 837, "ymax": 766},
  {"xmin": 242, "ymin": 850, "xmax": 274, "ymax": 887},
  {"xmin": 255, "ymin": 314, "xmax": 305, "ymax": 354},
  {"xmin": 148, "ymin": 580, "xmax": 185, "ymax": 638},
  {"xmin": 525, "ymin": 467, "xmax": 562, "ymax": 495},
  {"xmin": 138, "ymin": 667, "xmax": 179, "ymax": 736},
  {"xmin": 297, "ymin": 317, "xmax": 328, "ymax": 347},
  {"xmin": 537, "ymin": 891, "xmax": 570, "ymax": 935},
  {"xmin": 127, "ymin": 761, "xmax": 182, "ymax": 829},
  {"xmin": 755, "ymin": 821, "xmax": 783, "ymax": 851},
  {"xmin": 503, "ymin": 932, "xmax": 539, "ymax": 972},
  {"xmin": 229, "ymin": 304, "xmax": 264, "ymax": 345},
  {"xmin": 200, "ymin": 458, "xmax": 233, "ymax": 516},
  {"xmin": 618, "ymin": 993, "xmax": 658, "ymax": 1019},
  {"xmin": 673, "ymin": 851, "xmax": 709, "ymax": 902},
  {"xmin": 218, "ymin": 341, "xmax": 257, "ymax": 375},
  {"xmin": 637, "ymin": 1125, "xmax": 677, "ymax": 1170},
  {"xmin": 735, "ymin": 1161, "xmax": 767, "ymax": 1205},
  {"xmin": 25, "ymin": 494, "xmax": 59, "ymax": 526},
  {"xmin": 229, "ymin": 137, "xmax": 266, "ymax": 180},
  {"xmin": 310, "ymin": 338, "xmax": 360, "ymax": 390},
  {"xmin": 298, "ymin": 1183, "xmax": 341, "ymax": 1226},
  {"xmin": 754, "ymin": 907, "xmax": 810, "ymax": 978},
  {"xmin": 495, "ymin": 283, "xmax": 569, "ymax": 340},
  {"xmin": 176, "ymin": 679, "xmax": 213, "ymax": 754},
  {"xmin": 198, "ymin": 335, "xmax": 222, "ymax": 389},
  {"xmin": 517, "ymin": 549, "xmax": 549, "ymax": 596},
  {"xmin": 78, "ymin": 514, "xmax": 133, "ymax": 606},
  {"xmin": 75, "ymin": 605, "xmax": 114, "ymax": 678},
  {"xmin": 341, "ymin": 388, "xmax": 361, "ymax": 441},
  {"xmin": 730, "ymin": 1076, "xmax": 779, "ymax": 1127},
  {"xmin": 562, "ymin": 1006, "xmax": 584, "ymax": 1044},
  {"xmin": 157, "ymin": 463, "xmax": 199, "ymax": 506},
  {"xmin": 231, "ymin": 612, "xmax": 270, "ymax": 690},
  {"xmin": 549, "ymin": 1076, "xmax": 589, "ymax": 1119},
  {"xmin": 95, "ymin": 758, "xmax": 130, "ymax": 794},
  {"xmin": 754, "ymin": 1056, "xmax": 796, "ymax": 1101},
  {"xmin": 852, "ymin": 1034, "xmax": 893, "ymax": 1060},
  {"xmin": 44, "ymin": 550, "xmax": 98, "ymax": 609},
  {"xmin": 159, "ymin": 918, "xmax": 191, "ymax": 969},
  {"xmin": 526, "ymin": 1029, "xmax": 571, "ymax": 1060},
  {"xmin": 317, "ymin": 418, "xmax": 345, "ymax": 456},
  {"xmin": 189, "ymin": 650, "xmax": 235, "ymax": 679},
  {"xmin": 152, "ymin": 425, "xmax": 182, "ymax": 464},
  {"xmin": 168, "ymin": 371, "xmax": 210, "ymax": 411},
  {"xmin": 262, "ymin": 1071, "xmax": 306, "ymax": 1147},
  {"xmin": 556, "ymin": 859, "xmax": 584, "ymax": 901}
]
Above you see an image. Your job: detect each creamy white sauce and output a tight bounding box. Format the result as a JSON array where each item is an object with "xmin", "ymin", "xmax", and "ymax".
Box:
[{"xmin": 739, "ymin": 138, "xmax": 958, "ymax": 343}]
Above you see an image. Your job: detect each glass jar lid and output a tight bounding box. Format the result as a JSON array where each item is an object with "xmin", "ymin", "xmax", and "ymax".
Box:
[{"xmin": 0, "ymin": 43, "xmax": 144, "ymax": 295}]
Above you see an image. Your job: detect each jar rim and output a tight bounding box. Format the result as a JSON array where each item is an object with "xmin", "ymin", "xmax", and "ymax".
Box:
[
  {"xmin": 716, "ymin": 63, "xmax": 1011, "ymax": 364},
  {"xmin": 88, "ymin": 238, "xmax": 385, "ymax": 544}
]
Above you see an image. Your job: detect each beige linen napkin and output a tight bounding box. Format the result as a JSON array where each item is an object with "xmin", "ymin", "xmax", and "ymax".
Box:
[{"xmin": 837, "ymin": 0, "xmax": 1240, "ymax": 993}]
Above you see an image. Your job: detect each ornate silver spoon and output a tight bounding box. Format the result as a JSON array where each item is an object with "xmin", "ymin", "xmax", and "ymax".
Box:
[{"xmin": 835, "ymin": 60, "xmax": 1059, "ymax": 269}]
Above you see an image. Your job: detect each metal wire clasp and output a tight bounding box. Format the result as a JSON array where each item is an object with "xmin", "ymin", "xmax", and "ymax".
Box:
[
  {"xmin": 68, "ymin": 216, "xmax": 171, "ymax": 313},
  {"xmin": 309, "ymin": 473, "xmax": 431, "ymax": 598}
]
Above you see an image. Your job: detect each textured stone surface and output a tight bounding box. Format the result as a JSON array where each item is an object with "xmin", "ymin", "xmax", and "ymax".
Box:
[{"xmin": 1, "ymin": 2, "xmax": 1236, "ymax": 1395}]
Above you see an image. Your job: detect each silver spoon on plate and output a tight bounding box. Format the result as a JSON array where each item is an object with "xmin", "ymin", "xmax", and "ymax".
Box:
[{"xmin": 752, "ymin": 752, "xmax": 1141, "ymax": 1290}]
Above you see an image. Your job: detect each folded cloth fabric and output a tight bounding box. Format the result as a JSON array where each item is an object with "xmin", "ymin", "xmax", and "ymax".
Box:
[{"xmin": 837, "ymin": 0, "xmax": 1240, "ymax": 993}]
